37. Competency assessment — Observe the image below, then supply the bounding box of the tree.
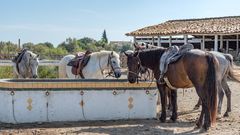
[101,30,108,44]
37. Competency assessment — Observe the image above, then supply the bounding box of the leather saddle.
[67,50,92,78]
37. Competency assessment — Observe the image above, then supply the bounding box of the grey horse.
[13,49,39,78]
[194,51,240,117]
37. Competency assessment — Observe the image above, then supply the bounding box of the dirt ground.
[0,81,240,135]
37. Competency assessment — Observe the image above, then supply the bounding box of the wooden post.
[184,35,188,44]
[237,34,239,56]
[226,40,229,53]
[152,36,155,45]
[169,36,172,47]
[214,35,218,51]
[220,35,223,49]
[18,39,21,49]
[201,35,205,50]
[158,36,161,47]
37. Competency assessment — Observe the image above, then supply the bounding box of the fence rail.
[0,60,60,66]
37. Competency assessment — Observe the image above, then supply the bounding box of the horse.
[194,52,240,117]
[12,49,39,78]
[125,48,219,130]
[133,43,240,117]
[59,50,121,79]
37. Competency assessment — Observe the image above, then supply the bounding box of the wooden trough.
[0,79,157,124]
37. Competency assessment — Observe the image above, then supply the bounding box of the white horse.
[59,50,121,79]
[13,49,39,78]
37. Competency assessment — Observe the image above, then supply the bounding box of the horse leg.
[194,98,202,110]
[167,89,172,110]
[196,104,204,128]
[170,89,178,122]
[222,79,231,117]
[217,83,224,115]
[157,83,167,122]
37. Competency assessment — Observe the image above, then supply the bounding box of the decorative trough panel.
[0,79,157,124]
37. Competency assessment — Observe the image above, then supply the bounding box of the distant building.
[110,41,132,47]
[126,16,240,57]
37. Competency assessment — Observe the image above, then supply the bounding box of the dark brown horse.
[125,48,219,130]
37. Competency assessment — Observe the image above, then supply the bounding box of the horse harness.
[100,53,121,78]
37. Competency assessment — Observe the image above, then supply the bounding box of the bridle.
[128,54,144,81]
[99,54,121,78]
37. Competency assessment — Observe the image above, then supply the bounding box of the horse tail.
[59,55,73,78]
[224,54,240,82]
[205,53,218,125]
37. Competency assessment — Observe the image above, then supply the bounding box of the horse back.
[166,49,215,88]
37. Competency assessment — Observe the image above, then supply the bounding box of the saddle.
[67,50,92,78]
[160,44,194,79]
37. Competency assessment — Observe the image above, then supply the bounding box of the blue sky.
[0,0,239,46]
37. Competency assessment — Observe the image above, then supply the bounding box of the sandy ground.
[0,81,240,135]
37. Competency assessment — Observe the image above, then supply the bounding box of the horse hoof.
[195,122,202,129]
[203,123,210,131]
[159,116,166,123]
[170,117,177,122]
[223,112,229,117]
[193,106,200,110]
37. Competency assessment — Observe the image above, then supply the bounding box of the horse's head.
[124,51,142,83]
[108,51,122,78]
[25,51,39,78]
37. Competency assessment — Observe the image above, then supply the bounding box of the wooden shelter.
[126,16,240,56]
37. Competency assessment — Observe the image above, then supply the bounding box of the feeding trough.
[0,79,157,124]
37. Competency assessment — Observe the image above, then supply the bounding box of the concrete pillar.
[169,36,172,47]
[152,36,155,45]
[184,35,188,44]
[220,35,223,49]
[201,35,205,50]
[226,40,229,53]
[214,35,218,51]
[237,34,239,56]
[158,36,161,47]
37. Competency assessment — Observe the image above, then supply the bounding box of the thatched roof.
[126,16,240,36]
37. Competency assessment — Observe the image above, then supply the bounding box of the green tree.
[58,38,81,53]
[101,30,108,45]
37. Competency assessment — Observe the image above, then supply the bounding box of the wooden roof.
[126,16,240,36]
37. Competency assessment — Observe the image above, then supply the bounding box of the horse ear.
[111,51,114,56]
[124,51,129,57]
[37,54,40,58]
[133,43,139,49]
[133,51,139,57]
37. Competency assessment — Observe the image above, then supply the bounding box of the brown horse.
[125,48,219,130]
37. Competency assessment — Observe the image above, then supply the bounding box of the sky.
[0,0,240,46]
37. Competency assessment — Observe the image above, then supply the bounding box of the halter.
[99,53,121,78]
[128,55,144,81]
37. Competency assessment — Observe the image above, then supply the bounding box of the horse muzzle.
[32,75,38,78]
[114,71,121,78]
